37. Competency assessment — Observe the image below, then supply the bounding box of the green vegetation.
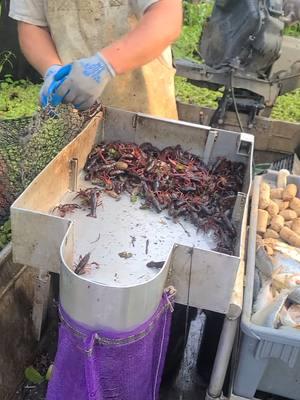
[284,24,300,38]
[173,1,212,60]
[175,76,221,108]
[0,106,85,250]
[0,219,11,251]
[0,76,40,119]
[272,90,300,122]
[174,1,300,121]
[173,1,225,111]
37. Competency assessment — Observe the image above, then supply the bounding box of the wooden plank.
[177,102,300,155]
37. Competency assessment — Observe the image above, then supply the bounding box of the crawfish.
[74,253,100,275]
[74,253,91,275]
[74,188,102,218]
[142,181,162,213]
[53,203,81,217]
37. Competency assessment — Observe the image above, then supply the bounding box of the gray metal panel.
[11,209,69,274]
[169,245,240,314]
[60,224,171,330]
[103,107,209,157]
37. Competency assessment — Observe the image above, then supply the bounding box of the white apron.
[45,0,178,119]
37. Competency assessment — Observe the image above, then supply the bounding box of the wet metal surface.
[56,173,215,287]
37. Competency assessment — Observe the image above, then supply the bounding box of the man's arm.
[102,0,182,74]
[17,0,181,77]
[18,22,62,76]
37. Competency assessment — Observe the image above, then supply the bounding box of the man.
[9,0,182,118]
[9,0,190,385]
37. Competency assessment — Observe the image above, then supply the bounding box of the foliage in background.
[0,219,11,250]
[284,23,300,38]
[0,105,86,249]
[173,0,212,60]
[174,1,300,122]
[272,90,300,122]
[0,76,40,119]
[175,76,221,108]
[174,1,221,109]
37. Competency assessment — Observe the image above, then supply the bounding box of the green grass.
[175,76,221,108]
[284,23,300,38]
[174,1,300,122]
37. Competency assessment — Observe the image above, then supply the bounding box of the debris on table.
[145,239,150,255]
[130,235,136,247]
[146,261,165,269]
[118,251,133,259]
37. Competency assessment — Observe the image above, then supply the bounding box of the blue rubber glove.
[47,52,116,110]
[40,64,63,108]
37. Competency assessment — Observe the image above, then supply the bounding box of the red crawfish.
[53,203,81,217]
[74,188,102,218]
[74,252,100,275]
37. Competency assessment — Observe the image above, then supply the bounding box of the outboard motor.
[200,0,284,78]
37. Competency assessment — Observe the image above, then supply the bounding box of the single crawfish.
[74,253,91,275]
[87,188,102,218]
[53,203,81,217]
[74,252,100,275]
[74,187,102,218]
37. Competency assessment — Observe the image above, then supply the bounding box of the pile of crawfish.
[84,142,245,255]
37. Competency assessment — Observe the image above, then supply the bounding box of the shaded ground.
[14,300,58,400]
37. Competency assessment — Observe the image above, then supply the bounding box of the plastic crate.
[233,172,300,400]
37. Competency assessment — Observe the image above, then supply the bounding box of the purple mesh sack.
[46,289,174,400]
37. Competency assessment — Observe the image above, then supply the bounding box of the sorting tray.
[11,107,253,330]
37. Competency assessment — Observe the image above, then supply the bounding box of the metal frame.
[175,59,280,107]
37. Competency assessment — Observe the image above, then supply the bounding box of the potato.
[272,199,289,211]
[270,188,283,200]
[264,229,279,239]
[277,169,290,188]
[285,221,293,229]
[291,218,300,236]
[257,209,269,233]
[292,208,300,217]
[264,244,274,256]
[259,182,271,209]
[263,238,279,247]
[267,213,272,225]
[267,200,279,217]
[280,227,300,247]
[270,215,285,232]
[290,198,300,216]
[279,209,298,221]
[282,184,298,201]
